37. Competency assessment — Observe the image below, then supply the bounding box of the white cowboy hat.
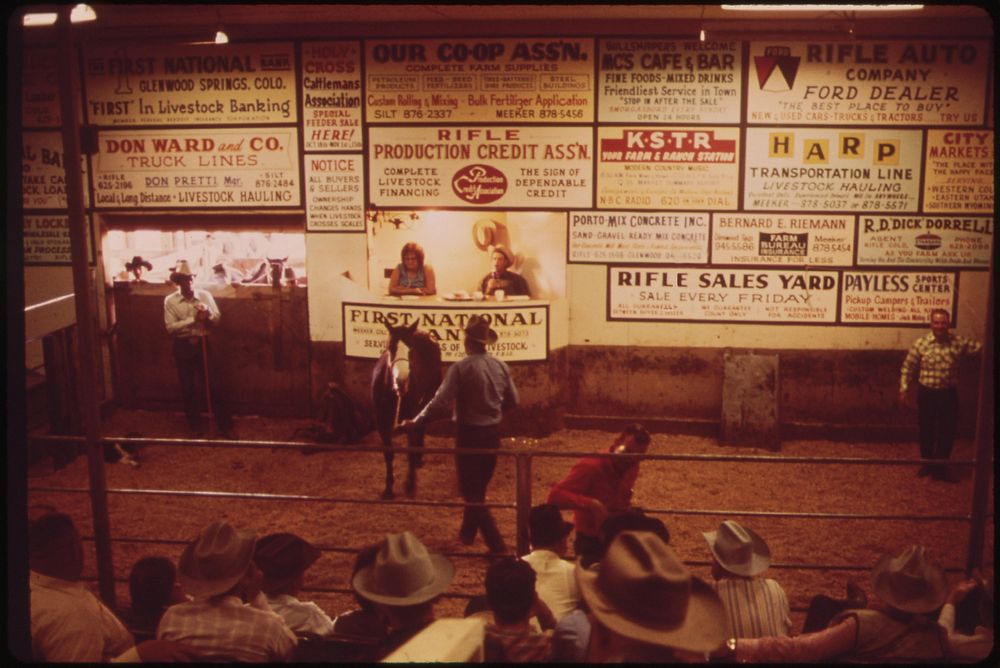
[702,520,771,577]
[178,521,257,599]
[170,259,196,284]
[871,545,948,613]
[352,531,454,606]
[576,530,728,654]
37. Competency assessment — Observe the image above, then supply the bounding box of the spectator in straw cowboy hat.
[164,260,235,438]
[703,519,792,638]
[351,531,454,661]
[157,520,297,662]
[254,532,336,638]
[522,504,580,622]
[573,530,728,662]
[399,315,519,554]
[732,544,952,663]
[480,244,530,298]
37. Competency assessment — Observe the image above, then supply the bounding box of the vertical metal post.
[515,454,532,556]
[56,8,116,607]
[965,250,994,575]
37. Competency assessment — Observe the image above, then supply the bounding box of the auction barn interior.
[9,3,995,663]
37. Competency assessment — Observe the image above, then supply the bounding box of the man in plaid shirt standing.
[899,309,982,482]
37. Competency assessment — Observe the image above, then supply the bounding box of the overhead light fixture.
[214,29,229,44]
[722,4,922,10]
[699,5,706,41]
[23,4,96,26]
[22,12,58,26]
[70,3,97,23]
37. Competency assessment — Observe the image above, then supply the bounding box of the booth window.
[106,228,306,286]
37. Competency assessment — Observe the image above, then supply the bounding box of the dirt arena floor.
[27,408,994,631]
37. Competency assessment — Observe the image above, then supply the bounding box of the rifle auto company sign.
[343,302,548,362]
[747,40,990,126]
[368,126,592,208]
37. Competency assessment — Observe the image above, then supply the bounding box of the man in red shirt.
[546,423,651,567]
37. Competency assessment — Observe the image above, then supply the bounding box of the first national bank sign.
[343,302,549,362]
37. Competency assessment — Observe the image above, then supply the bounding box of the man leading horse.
[398,315,519,555]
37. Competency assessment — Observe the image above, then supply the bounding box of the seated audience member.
[550,513,672,662]
[573,530,728,662]
[332,543,388,641]
[801,578,868,633]
[938,574,994,661]
[480,244,529,297]
[733,544,951,662]
[157,520,298,662]
[254,532,336,637]
[389,242,437,296]
[521,504,580,622]
[703,519,792,638]
[120,556,189,643]
[29,511,192,663]
[547,423,652,567]
[351,531,454,661]
[483,557,556,662]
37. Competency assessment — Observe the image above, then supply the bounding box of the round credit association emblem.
[452,164,507,204]
[915,233,942,250]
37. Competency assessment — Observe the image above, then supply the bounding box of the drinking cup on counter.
[474,290,485,301]
[494,289,505,301]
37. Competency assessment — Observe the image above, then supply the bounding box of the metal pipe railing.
[28,432,991,581]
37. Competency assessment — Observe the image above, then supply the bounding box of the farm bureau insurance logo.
[452,164,507,204]
[754,46,801,92]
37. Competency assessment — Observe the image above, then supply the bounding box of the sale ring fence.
[26,434,994,612]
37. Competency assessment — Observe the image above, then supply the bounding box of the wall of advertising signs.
[21,34,993,354]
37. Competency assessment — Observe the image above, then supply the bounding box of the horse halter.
[390,339,411,393]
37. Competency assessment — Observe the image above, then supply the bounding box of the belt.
[174,336,204,345]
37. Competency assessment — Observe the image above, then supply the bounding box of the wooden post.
[56,8,116,607]
[965,248,994,575]
[515,454,532,557]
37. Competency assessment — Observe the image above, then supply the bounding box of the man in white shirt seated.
[157,520,298,661]
[254,532,336,637]
[521,504,580,622]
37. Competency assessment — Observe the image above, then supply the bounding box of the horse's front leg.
[377,413,395,500]
[404,428,424,498]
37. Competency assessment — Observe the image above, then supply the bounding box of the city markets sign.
[343,302,548,362]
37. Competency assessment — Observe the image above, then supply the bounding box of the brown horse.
[370,321,442,499]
